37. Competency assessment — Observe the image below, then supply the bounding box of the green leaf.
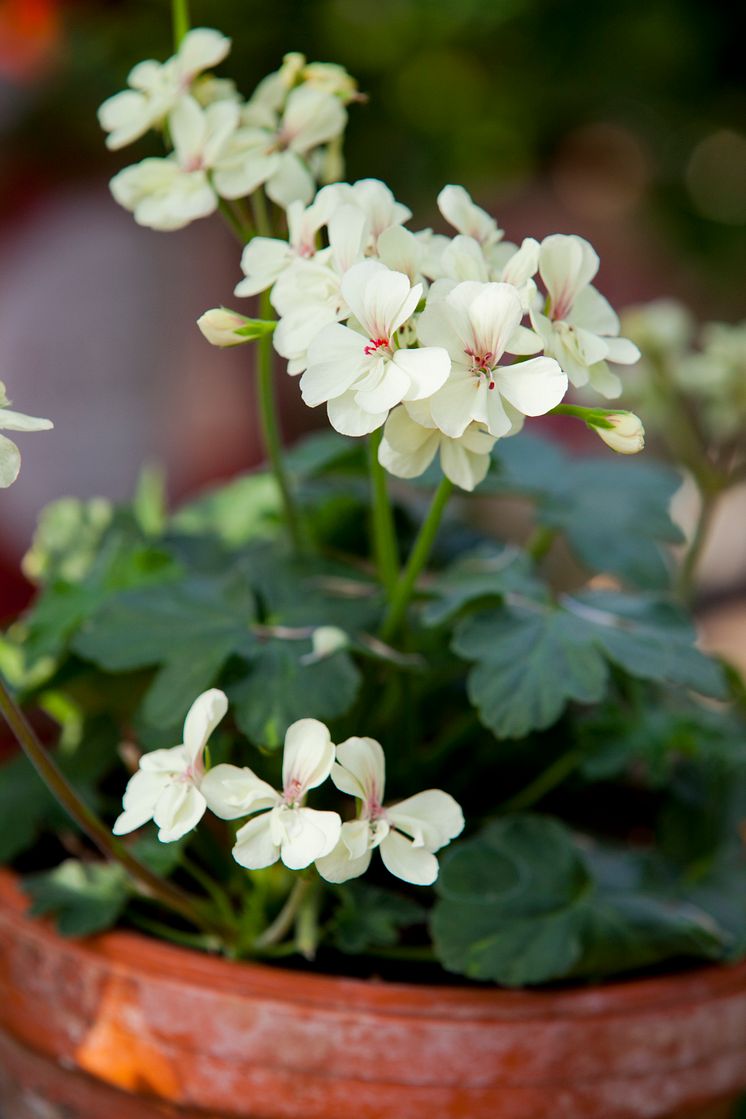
[488,432,683,588]
[230,638,361,748]
[0,753,54,862]
[422,545,545,627]
[22,531,179,665]
[432,817,728,986]
[73,575,256,730]
[23,860,130,937]
[22,496,114,585]
[453,591,725,739]
[330,882,424,954]
[172,474,282,548]
[453,600,608,738]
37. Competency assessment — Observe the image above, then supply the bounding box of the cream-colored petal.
[379,830,439,885]
[201,764,277,819]
[332,737,386,805]
[282,718,335,795]
[182,688,228,762]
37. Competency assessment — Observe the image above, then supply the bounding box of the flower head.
[316,736,464,886]
[113,688,228,842]
[530,234,640,397]
[419,280,567,439]
[0,383,53,488]
[202,719,342,871]
[379,402,496,491]
[300,259,450,436]
[98,28,232,150]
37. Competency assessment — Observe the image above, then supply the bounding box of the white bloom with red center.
[316,736,464,886]
[530,234,640,397]
[212,85,347,208]
[201,719,342,871]
[234,193,336,297]
[419,280,567,439]
[110,95,239,230]
[112,689,228,843]
[299,260,451,436]
[0,382,53,489]
[379,402,496,492]
[98,28,232,150]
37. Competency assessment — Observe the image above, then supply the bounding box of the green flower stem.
[171,0,190,48]
[677,487,719,604]
[256,289,303,551]
[380,477,453,642]
[254,875,312,950]
[295,876,322,960]
[368,429,399,592]
[217,198,251,243]
[525,524,556,563]
[251,189,272,238]
[0,676,232,941]
[499,748,583,813]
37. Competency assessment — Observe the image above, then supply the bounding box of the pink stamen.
[464,346,495,375]
[364,337,388,356]
[284,777,304,804]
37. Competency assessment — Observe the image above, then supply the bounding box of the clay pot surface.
[1,868,745,1119]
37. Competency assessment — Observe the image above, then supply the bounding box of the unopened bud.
[594,412,645,455]
[301,625,349,665]
[197,308,275,348]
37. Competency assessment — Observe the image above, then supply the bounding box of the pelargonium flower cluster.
[101,30,359,229]
[115,689,464,887]
[211,182,641,490]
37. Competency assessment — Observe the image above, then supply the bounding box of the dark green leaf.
[488,433,683,588]
[24,860,130,937]
[230,638,361,748]
[454,591,725,739]
[422,545,546,627]
[432,817,728,986]
[330,882,424,954]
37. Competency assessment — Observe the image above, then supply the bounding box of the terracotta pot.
[0,870,745,1119]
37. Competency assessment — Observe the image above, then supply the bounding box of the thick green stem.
[499,748,582,813]
[171,0,190,48]
[368,429,399,592]
[251,189,272,238]
[677,488,719,604]
[525,524,556,563]
[257,289,303,551]
[380,477,453,642]
[0,676,232,940]
[254,876,311,950]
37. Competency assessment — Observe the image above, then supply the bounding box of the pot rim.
[2,866,745,1024]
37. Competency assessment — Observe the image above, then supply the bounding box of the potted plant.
[1,8,745,1118]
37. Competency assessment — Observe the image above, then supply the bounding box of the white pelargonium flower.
[300,259,451,436]
[202,719,342,871]
[234,192,335,297]
[212,85,347,208]
[379,402,496,492]
[530,234,640,397]
[110,95,239,230]
[113,688,228,842]
[0,383,53,488]
[316,736,464,886]
[98,28,231,150]
[419,281,567,439]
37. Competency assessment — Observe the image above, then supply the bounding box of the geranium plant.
[1,8,744,988]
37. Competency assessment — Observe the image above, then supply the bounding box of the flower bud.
[594,412,645,455]
[301,626,349,665]
[197,308,275,347]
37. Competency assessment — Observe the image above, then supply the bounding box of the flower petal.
[301,323,369,407]
[233,812,280,869]
[379,830,439,885]
[316,821,372,883]
[428,369,481,438]
[393,346,451,401]
[0,433,21,488]
[387,789,465,851]
[495,356,567,417]
[332,736,386,804]
[182,688,228,763]
[327,392,388,436]
[154,783,207,842]
[280,807,342,869]
[201,764,278,819]
[282,718,335,795]
[378,408,439,480]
